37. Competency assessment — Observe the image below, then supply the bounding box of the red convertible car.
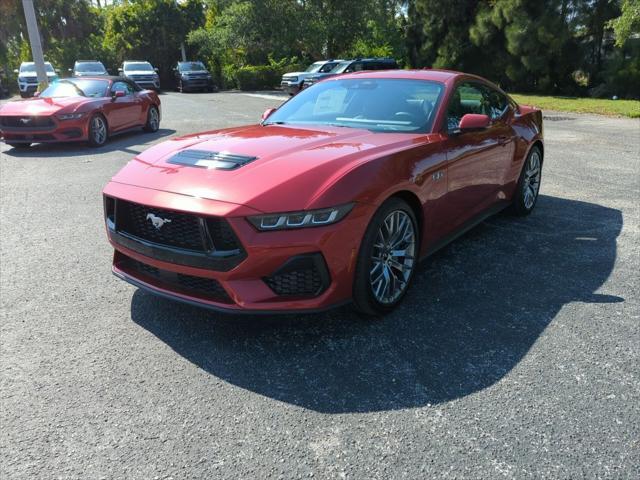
[103,69,543,315]
[0,76,160,148]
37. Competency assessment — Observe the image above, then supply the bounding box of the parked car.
[103,69,543,315]
[119,61,161,91]
[70,60,108,77]
[280,59,343,95]
[173,61,215,92]
[302,57,398,89]
[0,76,160,149]
[14,61,59,98]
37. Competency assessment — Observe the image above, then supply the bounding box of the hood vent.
[168,149,258,170]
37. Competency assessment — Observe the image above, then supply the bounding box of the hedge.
[235,65,281,91]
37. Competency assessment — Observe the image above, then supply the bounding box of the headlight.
[286,76,298,82]
[57,113,85,120]
[181,74,189,79]
[247,203,354,231]
[18,76,27,82]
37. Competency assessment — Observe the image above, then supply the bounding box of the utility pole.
[22,0,48,87]
[180,43,187,62]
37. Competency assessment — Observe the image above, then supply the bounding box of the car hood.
[0,96,91,116]
[180,70,209,75]
[283,72,310,78]
[126,70,157,75]
[111,124,433,212]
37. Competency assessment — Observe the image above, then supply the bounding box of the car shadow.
[130,195,623,413]
[1,128,176,158]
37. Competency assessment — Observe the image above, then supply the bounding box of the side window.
[319,63,335,73]
[346,62,364,73]
[446,82,492,130]
[486,87,509,120]
[112,81,132,95]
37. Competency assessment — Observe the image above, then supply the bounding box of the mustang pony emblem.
[146,213,172,230]
[20,117,32,124]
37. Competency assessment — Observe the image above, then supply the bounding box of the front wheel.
[87,114,108,147]
[353,198,419,316]
[510,146,542,215]
[143,105,160,132]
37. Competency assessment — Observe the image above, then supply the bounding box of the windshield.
[124,62,153,71]
[178,62,206,71]
[305,62,324,73]
[264,78,445,133]
[331,61,351,74]
[75,62,106,73]
[20,63,55,73]
[40,79,109,98]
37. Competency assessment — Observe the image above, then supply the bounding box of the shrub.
[235,65,280,90]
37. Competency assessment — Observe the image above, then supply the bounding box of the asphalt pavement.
[1,91,639,479]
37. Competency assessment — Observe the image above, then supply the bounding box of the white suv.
[281,60,342,96]
[14,62,59,98]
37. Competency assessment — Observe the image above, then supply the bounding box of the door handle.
[497,136,510,146]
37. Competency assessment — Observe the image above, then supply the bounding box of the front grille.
[264,253,329,297]
[120,255,232,303]
[130,75,155,81]
[0,116,55,128]
[117,200,204,251]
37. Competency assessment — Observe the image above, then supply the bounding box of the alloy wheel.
[369,210,416,305]
[149,107,159,131]
[92,116,107,145]
[523,150,541,209]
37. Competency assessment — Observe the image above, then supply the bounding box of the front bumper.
[104,182,373,313]
[281,82,302,95]
[0,116,88,144]
[181,77,214,90]
[132,80,160,90]
[18,82,38,94]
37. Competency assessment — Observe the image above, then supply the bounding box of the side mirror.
[118,68,123,73]
[68,68,73,72]
[13,69,19,74]
[154,67,159,72]
[459,113,490,131]
[112,90,126,100]
[261,108,277,121]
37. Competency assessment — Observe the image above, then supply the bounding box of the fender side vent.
[168,149,258,170]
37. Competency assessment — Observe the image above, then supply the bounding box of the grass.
[509,93,640,118]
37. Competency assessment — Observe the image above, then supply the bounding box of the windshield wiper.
[263,121,287,126]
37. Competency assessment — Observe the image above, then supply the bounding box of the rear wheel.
[87,114,108,147]
[7,142,31,149]
[511,146,542,215]
[353,198,419,316]
[143,105,160,132]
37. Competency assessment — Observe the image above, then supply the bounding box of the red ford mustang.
[0,76,160,148]
[103,69,543,315]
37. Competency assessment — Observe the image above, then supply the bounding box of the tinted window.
[305,62,324,73]
[75,62,106,73]
[40,79,109,98]
[265,78,445,133]
[446,82,493,130]
[20,63,55,73]
[112,81,133,95]
[178,62,206,71]
[124,62,153,71]
[319,62,338,73]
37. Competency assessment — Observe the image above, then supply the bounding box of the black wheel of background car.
[510,145,543,216]
[178,80,184,93]
[87,114,108,147]
[143,105,160,132]
[353,197,419,316]
[7,142,31,149]
[20,92,29,98]
[207,86,215,93]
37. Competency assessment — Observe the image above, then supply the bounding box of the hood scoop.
[167,149,258,170]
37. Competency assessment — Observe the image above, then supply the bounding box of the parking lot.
[1,91,638,478]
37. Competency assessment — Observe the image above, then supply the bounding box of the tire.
[87,114,108,147]
[20,92,29,98]
[353,197,419,316]
[143,105,160,132]
[510,145,543,216]
[178,80,184,93]
[7,142,31,148]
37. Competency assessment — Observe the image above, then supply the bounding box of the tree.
[609,0,640,46]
